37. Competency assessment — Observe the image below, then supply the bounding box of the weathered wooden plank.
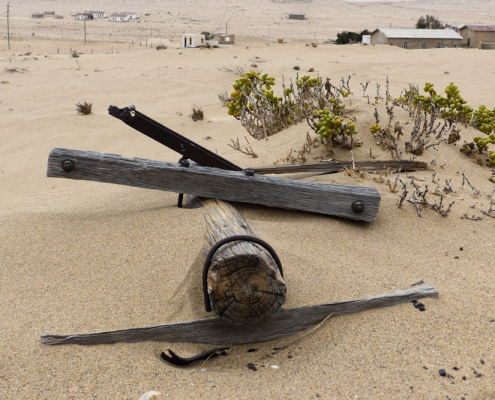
[40,284,438,346]
[253,160,428,175]
[197,198,287,325]
[47,148,381,222]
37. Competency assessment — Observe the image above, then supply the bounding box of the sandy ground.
[1,7,495,400]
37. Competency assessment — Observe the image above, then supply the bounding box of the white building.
[121,12,137,19]
[110,13,130,22]
[76,13,92,20]
[181,33,205,48]
[87,11,106,18]
[362,35,371,45]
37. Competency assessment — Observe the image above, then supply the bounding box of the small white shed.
[362,35,371,45]
[110,13,129,22]
[181,33,205,48]
[122,12,137,19]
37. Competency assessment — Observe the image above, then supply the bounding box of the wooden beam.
[47,148,381,222]
[253,160,428,175]
[195,198,287,325]
[40,284,438,346]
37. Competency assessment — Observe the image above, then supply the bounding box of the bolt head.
[180,159,190,167]
[244,169,255,177]
[61,159,75,172]
[352,201,365,214]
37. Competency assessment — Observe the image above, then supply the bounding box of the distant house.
[181,33,205,48]
[76,13,93,20]
[459,25,495,48]
[370,28,462,49]
[87,11,106,18]
[110,13,129,22]
[216,34,235,45]
[121,12,137,19]
[289,13,305,20]
[32,13,43,19]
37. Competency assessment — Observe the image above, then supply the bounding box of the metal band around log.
[203,235,284,313]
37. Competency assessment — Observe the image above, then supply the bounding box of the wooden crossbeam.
[47,148,382,222]
[253,159,428,175]
[41,285,438,346]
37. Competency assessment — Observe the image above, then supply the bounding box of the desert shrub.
[76,101,92,115]
[309,107,359,149]
[335,30,370,44]
[156,44,167,50]
[190,105,204,121]
[398,81,494,154]
[225,70,352,139]
[71,50,79,58]
[201,31,213,40]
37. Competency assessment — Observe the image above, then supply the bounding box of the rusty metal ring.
[202,235,283,312]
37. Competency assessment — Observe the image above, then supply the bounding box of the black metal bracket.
[202,235,284,312]
[108,105,242,171]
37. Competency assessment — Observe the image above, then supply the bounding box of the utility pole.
[7,2,10,50]
[226,22,227,35]
[84,18,86,43]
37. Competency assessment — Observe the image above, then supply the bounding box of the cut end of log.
[208,254,286,325]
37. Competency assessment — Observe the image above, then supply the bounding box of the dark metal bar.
[108,105,242,171]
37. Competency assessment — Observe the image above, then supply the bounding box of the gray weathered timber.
[40,284,438,346]
[253,160,428,175]
[198,198,286,324]
[47,149,381,222]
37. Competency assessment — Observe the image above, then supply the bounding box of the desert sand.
[1,1,495,399]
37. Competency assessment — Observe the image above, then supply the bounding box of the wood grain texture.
[47,148,381,222]
[198,199,286,325]
[253,160,428,175]
[41,284,438,346]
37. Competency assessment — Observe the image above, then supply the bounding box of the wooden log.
[193,198,286,325]
[252,159,428,175]
[47,148,381,222]
[40,284,438,346]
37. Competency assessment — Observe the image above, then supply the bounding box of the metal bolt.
[128,105,135,111]
[61,159,75,172]
[351,200,364,214]
[180,159,190,167]
[180,144,186,152]
[244,168,255,177]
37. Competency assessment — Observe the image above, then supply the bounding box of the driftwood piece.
[41,284,438,346]
[47,148,381,222]
[253,160,428,175]
[194,198,286,325]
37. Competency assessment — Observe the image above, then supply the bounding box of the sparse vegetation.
[156,44,167,50]
[71,50,79,58]
[335,30,370,45]
[190,105,204,121]
[225,70,353,139]
[76,101,92,115]
[416,15,444,29]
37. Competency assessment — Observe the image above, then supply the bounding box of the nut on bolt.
[351,200,365,214]
[180,159,190,167]
[244,168,255,177]
[61,159,75,172]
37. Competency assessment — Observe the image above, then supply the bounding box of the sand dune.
[1,1,495,399]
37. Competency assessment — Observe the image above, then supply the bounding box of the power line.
[7,2,10,50]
